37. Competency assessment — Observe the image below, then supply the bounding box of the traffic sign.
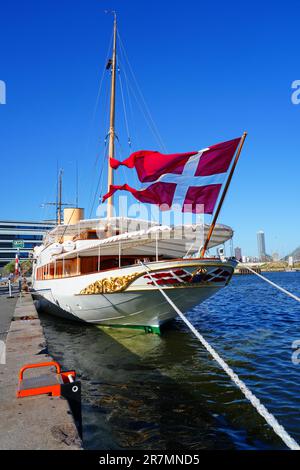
[12,240,24,249]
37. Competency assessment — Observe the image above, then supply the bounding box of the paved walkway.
[0,294,17,343]
[0,293,82,450]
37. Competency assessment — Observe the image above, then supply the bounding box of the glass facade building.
[0,220,55,268]
[234,247,242,262]
[257,230,266,261]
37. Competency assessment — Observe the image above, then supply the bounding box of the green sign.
[13,240,24,248]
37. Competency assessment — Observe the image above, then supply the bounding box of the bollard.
[7,279,14,299]
[18,277,22,301]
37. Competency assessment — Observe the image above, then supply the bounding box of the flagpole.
[200,132,247,258]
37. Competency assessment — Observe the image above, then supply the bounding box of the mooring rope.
[141,263,300,450]
[245,266,300,303]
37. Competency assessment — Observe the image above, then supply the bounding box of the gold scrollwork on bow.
[79,272,142,295]
[192,267,208,276]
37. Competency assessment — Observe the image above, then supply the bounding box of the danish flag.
[102,137,241,213]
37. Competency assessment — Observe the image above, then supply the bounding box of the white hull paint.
[32,258,236,331]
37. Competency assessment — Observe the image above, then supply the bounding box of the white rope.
[89,140,109,218]
[118,66,131,148]
[121,56,141,151]
[183,240,198,258]
[244,266,300,303]
[117,31,168,153]
[141,263,300,450]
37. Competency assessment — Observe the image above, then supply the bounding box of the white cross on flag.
[102,137,241,213]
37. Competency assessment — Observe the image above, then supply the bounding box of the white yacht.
[32,15,243,334]
[32,215,236,333]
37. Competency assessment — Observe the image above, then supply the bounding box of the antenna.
[76,160,79,208]
[42,168,75,225]
[104,9,117,18]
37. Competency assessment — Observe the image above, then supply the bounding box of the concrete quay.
[0,293,82,450]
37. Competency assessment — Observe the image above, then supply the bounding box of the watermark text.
[292,339,300,365]
[291,80,300,104]
[0,80,6,104]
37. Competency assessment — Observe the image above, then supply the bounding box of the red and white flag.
[15,253,20,275]
[102,137,241,213]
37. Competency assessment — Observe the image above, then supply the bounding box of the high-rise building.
[257,230,266,261]
[234,247,242,261]
[0,220,55,268]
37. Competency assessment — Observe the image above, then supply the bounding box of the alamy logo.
[291,80,300,105]
[291,339,300,365]
[0,80,6,104]
[0,340,6,364]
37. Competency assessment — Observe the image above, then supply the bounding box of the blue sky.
[0,0,299,257]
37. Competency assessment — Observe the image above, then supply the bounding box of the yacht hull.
[32,258,236,332]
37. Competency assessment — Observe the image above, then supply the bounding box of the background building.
[234,247,242,261]
[257,230,266,261]
[0,220,55,268]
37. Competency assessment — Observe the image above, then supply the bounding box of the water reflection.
[40,308,282,450]
[39,272,300,450]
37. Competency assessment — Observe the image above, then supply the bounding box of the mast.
[43,168,74,226]
[107,12,117,219]
[57,169,63,225]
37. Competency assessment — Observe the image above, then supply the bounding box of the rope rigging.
[121,54,141,151]
[84,17,172,219]
[117,30,168,153]
[89,139,109,218]
[88,72,111,217]
[117,62,132,149]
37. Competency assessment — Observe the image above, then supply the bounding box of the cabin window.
[64,259,78,276]
[36,255,159,279]
[49,263,54,278]
[81,256,98,274]
[87,231,98,239]
[56,261,63,278]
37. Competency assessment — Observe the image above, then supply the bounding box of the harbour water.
[40,272,300,450]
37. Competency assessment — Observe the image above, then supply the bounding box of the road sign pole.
[18,248,22,300]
